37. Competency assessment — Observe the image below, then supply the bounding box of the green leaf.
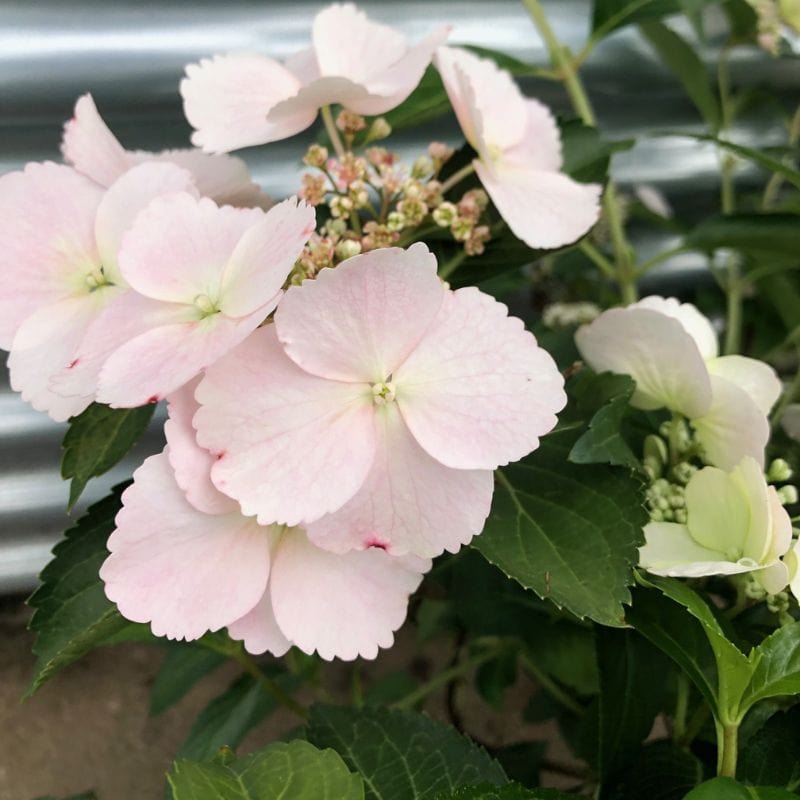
[168,739,364,800]
[739,622,800,714]
[473,439,646,626]
[567,372,639,468]
[26,486,145,695]
[560,120,635,185]
[488,742,546,788]
[686,213,800,257]
[739,704,800,790]
[591,0,716,42]
[636,575,753,720]
[177,673,296,761]
[432,785,580,799]
[305,704,507,800]
[61,402,155,509]
[639,20,721,130]
[476,649,518,708]
[596,628,669,781]
[32,794,97,800]
[684,777,799,799]
[608,740,703,800]
[149,644,226,716]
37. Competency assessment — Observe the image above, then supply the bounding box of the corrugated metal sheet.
[2,0,799,592]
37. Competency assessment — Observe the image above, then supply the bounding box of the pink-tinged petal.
[307,403,493,558]
[270,528,428,660]
[575,307,712,418]
[96,306,270,408]
[219,197,315,319]
[228,579,291,657]
[633,296,718,360]
[60,94,130,187]
[267,77,372,123]
[503,99,563,173]
[50,292,188,399]
[436,46,527,155]
[692,375,769,470]
[395,287,565,470]
[95,162,198,285]
[165,377,239,515]
[276,243,443,383]
[117,193,264,304]
[0,162,103,349]
[475,160,601,250]
[707,355,782,416]
[181,54,315,153]
[101,450,270,641]
[284,47,321,84]
[639,521,753,578]
[194,326,376,526]
[9,292,118,421]
[128,148,271,209]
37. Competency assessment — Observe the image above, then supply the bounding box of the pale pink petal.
[475,160,601,250]
[633,296,719,360]
[395,287,566,470]
[284,47,321,84]
[181,54,315,153]
[50,293,188,400]
[228,579,291,657]
[101,450,270,641]
[96,306,270,408]
[267,77,372,123]
[219,197,315,319]
[94,162,198,285]
[128,148,272,209]
[165,377,239,515]
[575,307,712,418]
[692,375,769,470]
[0,162,103,349]
[9,292,119,421]
[503,99,563,173]
[195,326,376,526]
[60,94,130,187]
[436,46,527,156]
[270,528,428,660]
[312,3,407,82]
[275,243,443,383]
[639,521,754,578]
[117,193,264,304]
[306,403,493,558]
[707,355,782,416]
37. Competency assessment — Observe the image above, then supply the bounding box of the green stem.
[579,240,616,280]
[763,104,800,209]
[321,105,346,158]
[391,647,500,710]
[438,250,468,280]
[723,259,742,355]
[440,162,476,195]
[520,653,584,716]
[673,674,689,742]
[636,244,690,277]
[717,721,739,778]
[522,0,636,304]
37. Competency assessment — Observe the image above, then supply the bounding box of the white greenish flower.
[575,296,782,469]
[782,536,800,602]
[639,456,793,594]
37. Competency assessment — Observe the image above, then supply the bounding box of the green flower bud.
[778,485,799,506]
[768,458,794,483]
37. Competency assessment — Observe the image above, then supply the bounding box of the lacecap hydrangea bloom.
[181,3,448,152]
[575,296,782,469]
[193,243,567,558]
[100,379,429,660]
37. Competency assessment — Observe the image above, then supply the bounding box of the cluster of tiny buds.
[646,477,688,524]
[767,457,798,505]
[542,302,601,329]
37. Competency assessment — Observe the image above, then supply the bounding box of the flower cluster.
[0,3,584,660]
[576,296,799,607]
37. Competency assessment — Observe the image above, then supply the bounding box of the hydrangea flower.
[181,3,448,153]
[434,46,601,249]
[56,194,315,408]
[575,296,782,469]
[0,160,197,419]
[100,381,428,660]
[62,94,270,208]
[193,243,566,558]
[639,456,792,594]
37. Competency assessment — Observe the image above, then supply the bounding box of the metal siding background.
[1,1,798,592]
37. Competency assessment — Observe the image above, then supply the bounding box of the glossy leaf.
[560,120,634,185]
[639,20,721,130]
[305,704,507,800]
[686,213,800,257]
[61,402,155,509]
[739,622,800,714]
[474,439,646,626]
[149,643,226,716]
[168,739,364,800]
[607,740,703,800]
[432,785,580,799]
[739,704,800,790]
[26,486,145,695]
[591,0,716,41]
[683,777,798,799]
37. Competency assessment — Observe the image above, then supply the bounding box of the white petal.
[706,355,782,416]
[632,296,718,360]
